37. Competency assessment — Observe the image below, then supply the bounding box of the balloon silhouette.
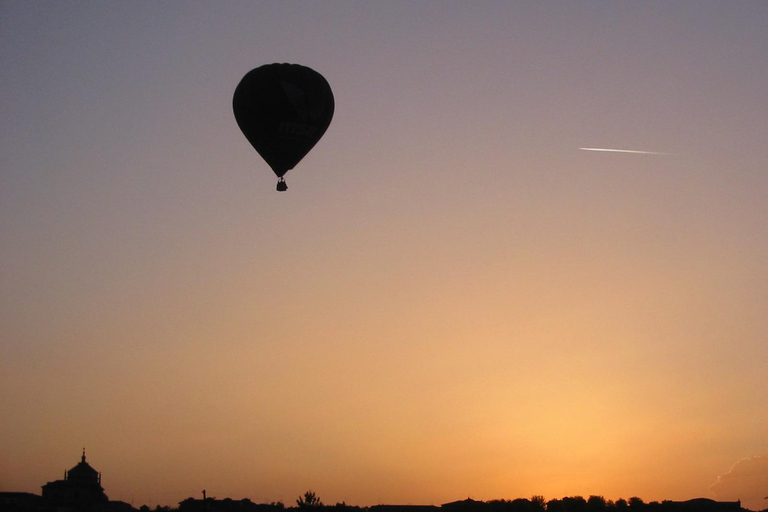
[233,63,335,191]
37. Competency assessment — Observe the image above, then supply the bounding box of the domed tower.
[42,449,108,508]
[66,449,102,485]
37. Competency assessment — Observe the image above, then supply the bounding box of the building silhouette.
[0,450,135,512]
[41,449,109,509]
[0,451,758,512]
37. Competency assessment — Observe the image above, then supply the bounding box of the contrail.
[580,147,666,155]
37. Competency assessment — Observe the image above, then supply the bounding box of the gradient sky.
[1,2,767,510]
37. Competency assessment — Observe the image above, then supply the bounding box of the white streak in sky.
[580,147,666,155]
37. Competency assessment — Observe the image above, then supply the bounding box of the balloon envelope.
[233,63,335,178]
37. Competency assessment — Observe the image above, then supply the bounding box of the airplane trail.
[579,147,666,155]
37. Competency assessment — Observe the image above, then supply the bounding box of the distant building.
[369,506,440,512]
[41,450,109,510]
[0,492,43,512]
[441,500,487,512]
[178,498,285,512]
[664,499,741,512]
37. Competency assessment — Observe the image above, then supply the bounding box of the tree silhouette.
[563,496,588,512]
[587,496,607,512]
[297,491,323,508]
[530,496,546,512]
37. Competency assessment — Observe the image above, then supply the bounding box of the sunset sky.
[1,2,767,510]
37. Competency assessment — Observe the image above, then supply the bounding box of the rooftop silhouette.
[0,453,762,512]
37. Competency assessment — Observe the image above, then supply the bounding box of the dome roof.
[66,450,100,484]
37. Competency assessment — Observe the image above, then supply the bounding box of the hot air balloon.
[233,63,335,191]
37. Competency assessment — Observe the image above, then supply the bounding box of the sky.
[1,1,767,510]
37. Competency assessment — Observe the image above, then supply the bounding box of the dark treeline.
[3,494,755,512]
[160,493,753,512]
[5,454,759,512]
